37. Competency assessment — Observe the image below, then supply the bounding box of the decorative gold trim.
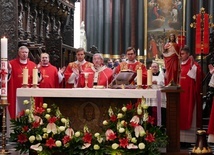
[144,0,148,51]
[103,54,111,58]
[112,55,120,59]
[183,0,186,36]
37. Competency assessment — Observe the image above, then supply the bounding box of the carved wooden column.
[0,0,18,59]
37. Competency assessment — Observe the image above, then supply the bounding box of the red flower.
[110,115,117,122]
[145,133,155,142]
[34,107,45,114]
[48,116,58,123]
[17,110,25,118]
[130,121,138,128]
[32,121,40,128]
[62,135,71,144]
[17,134,28,143]
[22,126,29,132]
[148,116,155,125]
[126,103,133,110]
[105,129,117,141]
[119,138,129,148]
[82,132,92,144]
[45,137,56,149]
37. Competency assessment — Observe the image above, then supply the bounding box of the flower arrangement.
[10,98,104,155]
[102,97,168,155]
[10,97,168,155]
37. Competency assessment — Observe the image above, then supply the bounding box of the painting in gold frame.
[144,0,186,60]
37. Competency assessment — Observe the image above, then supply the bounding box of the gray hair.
[18,46,29,52]
[93,53,104,60]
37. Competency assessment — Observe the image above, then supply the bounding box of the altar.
[15,88,163,133]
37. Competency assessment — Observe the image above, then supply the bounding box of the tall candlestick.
[137,67,142,86]
[137,49,140,56]
[144,49,147,56]
[1,37,8,59]
[147,69,152,86]
[23,68,28,85]
[33,68,38,85]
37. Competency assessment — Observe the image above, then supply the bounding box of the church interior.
[0,0,214,154]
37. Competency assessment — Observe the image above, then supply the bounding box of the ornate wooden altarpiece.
[0,0,77,68]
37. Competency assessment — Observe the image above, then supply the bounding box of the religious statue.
[80,21,87,51]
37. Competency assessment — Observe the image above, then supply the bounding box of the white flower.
[36,135,42,141]
[137,107,142,115]
[59,126,66,132]
[131,137,137,143]
[103,120,108,125]
[25,109,30,115]
[119,127,125,133]
[127,143,138,149]
[138,143,145,149]
[122,106,127,112]
[30,143,43,152]
[47,108,51,113]
[97,136,103,143]
[82,143,91,149]
[93,144,100,150]
[42,103,48,109]
[42,128,47,133]
[75,131,81,137]
[45,114,50,120]
[94,133,100,137]
[135,125,145,138]
[61,118,67,123]
[121,120,126,126]
[29,135,35,143]
[117,113,123,119]
[65,128,74,138]
[43,133,48,139]
[140,130,146,137]
[130,115,140,124]
[142,103,149,110]
[143,112,149,121]
[23,100,29,105]
[108,107,114,117]
[112,143,119,149]
[55,140,62,147]
[47,123,57,134]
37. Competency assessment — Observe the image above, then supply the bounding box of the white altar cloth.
[6,88,163,136]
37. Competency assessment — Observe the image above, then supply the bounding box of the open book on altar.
[110,70,136,86]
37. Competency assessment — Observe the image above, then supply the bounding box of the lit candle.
[23,68,28,85]
[144,49,147,56]
[147,69,152,86]
[1,37,8,58]
[137,67,142,86]
[33,68,38,85]
[137,49,140,56]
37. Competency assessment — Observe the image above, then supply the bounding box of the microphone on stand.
[102,70,109,89]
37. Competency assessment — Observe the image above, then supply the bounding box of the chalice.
[84,72,89,88]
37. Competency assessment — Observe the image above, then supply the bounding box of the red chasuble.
[208,99,214,134]
[179,58,202,130]
[39,64,59,88]
[8,58,36,119]
[64,61,93,88]
[114,61,147,85]
[78,66,113,88]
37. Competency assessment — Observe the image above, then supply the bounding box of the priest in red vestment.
[179,46,202,140]
[64,48,93,88]
[207,64,214,143]
[35,53,65,107]
[163,33,180,86]
[38,53,64,88]
[114,47,147,85]
[8,46,37,119]
[78,53,113,88]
